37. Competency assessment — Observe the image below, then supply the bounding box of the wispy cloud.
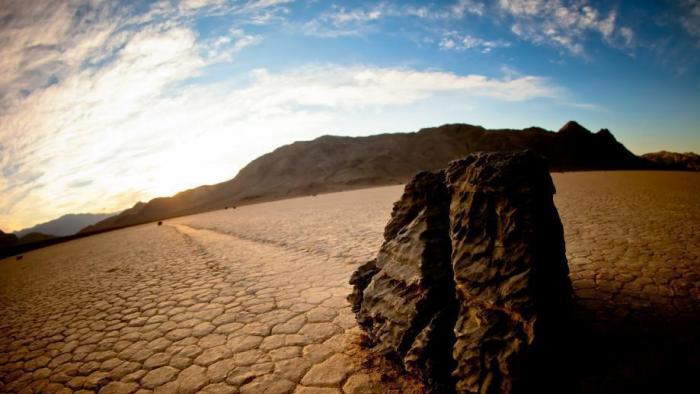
[681,0,700,43]
[301,3,387,37]
[244,65,560,106]
[300,1,636,55]
[0,0,289,231]
[450,0,486,18]
[439,32,511,53]
[0,1,122,109]
[406,0,485,20]
[177,0,291,20]
[497,0,632,55]
[619,27,635,47]
[203,28,263,62]
[301,1,486,38]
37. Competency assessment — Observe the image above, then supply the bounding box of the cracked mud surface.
[1,171,698,393]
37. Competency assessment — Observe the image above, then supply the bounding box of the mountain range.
[642,151,700,171]
[14,212,116,238]
[0,212,116,254]
[82,121,665,234]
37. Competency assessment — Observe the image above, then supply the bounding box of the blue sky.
[0,0,699,231]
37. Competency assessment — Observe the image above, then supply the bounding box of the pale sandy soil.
[0,171,698,393]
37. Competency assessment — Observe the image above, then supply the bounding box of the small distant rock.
[157,221,163,226]
[16,255,23,261]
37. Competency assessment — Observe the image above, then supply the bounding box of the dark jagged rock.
[354,170,456,389]
[382,171,449,241]
[446,151,572,393]
[348,259,380,314]
[350,150,572,393]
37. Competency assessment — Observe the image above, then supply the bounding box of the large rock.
[353,171,456,389]
[446,151,572,393]
[350,151,572,393]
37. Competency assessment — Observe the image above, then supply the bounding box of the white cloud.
[243,66,560,107]
[302,1,486,37]
[330,8,383,24]
[0,0,288,231]
[440,32,511,52]
[619,26,634,46]
[450,0,486,18]
[405,0,485,20]
[301,3,387,37]
[203,28,263,62]
[180,0,225,11]
[498,0,628,55]
[177,0,291,16]
[0,1,124,109]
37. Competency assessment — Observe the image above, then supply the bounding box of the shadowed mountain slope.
[1,230,61,251]
[0,230,18,252]
[16,232,55,245]
[83,121,654,233]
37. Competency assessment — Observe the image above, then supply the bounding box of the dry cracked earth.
[1,171,699,394]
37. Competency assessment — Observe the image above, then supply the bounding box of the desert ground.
[0,171,698,393]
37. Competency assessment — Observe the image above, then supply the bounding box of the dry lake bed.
[1,171,699,393]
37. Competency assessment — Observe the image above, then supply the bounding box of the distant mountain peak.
[558,120,591,135]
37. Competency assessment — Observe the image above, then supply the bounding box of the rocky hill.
[83,121,653,233]
[642,151,700,171]
[16,232,56,245]
[0,230,18,252]
[1,229,56,253]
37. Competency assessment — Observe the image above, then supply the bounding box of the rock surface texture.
[351,151,573,393]
[350,171,456,390]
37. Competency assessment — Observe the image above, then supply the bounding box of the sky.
[0,0,699,232]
